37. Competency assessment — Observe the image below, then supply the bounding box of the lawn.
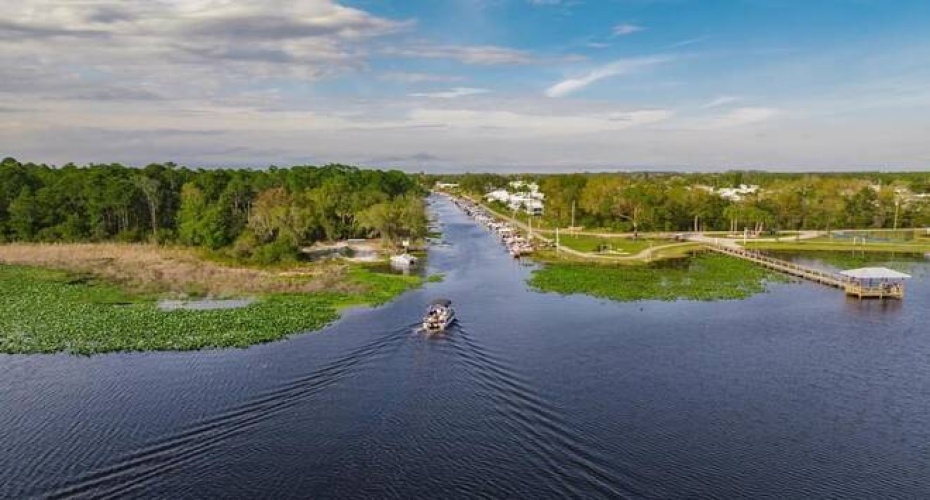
[557,234,667,255]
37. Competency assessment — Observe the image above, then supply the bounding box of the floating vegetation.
[427,273,446,283]
[0,264,422,355]
[529,253,784,302]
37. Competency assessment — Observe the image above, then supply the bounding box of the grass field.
[557,234,667,255]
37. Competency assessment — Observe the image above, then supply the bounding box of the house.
[484,181,545,215]
[716,184,760,201]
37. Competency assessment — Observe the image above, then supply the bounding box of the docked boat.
[509,241,533,257]
[390,253,418,268]
[423,298,456,331]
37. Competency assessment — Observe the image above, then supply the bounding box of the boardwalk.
[705,244,845,288]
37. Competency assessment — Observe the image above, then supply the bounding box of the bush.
[251,240,300,265]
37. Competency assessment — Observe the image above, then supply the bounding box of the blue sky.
[2,0,929,171]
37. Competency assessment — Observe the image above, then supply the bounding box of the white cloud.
[700,96,742,109]
[663,36,710,50]
[0,0,415,92]
[382,43,537,65]
[409,87,490,99]
[545,56,671,98]
[699,107,780,129]
[406,107,674,135]
[380,72,465,83]
[613,23,645,37]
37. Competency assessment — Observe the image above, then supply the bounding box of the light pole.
[893,198,900,240]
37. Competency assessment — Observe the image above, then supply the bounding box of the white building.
[701,184,760,202]
[485,181,545,215]
[485,189,511,203]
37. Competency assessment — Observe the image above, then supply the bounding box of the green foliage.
[427,273,445,283]
[529,253,780,302]
[0,158,426,263]
[435,170,930,234]
[357,194,428,244]
[0,263,422,355]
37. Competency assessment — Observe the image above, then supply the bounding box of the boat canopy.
[429,298,452,307]
[839,267,911,280]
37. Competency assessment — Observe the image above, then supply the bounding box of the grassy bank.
[0,244,422,355]
[529,253,782,302]
[557,234,661,254]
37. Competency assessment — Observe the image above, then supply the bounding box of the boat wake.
[447,324,653,499]
[39,325,414,500]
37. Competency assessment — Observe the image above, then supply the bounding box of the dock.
[705,244,907,299]
[706,244,845,287]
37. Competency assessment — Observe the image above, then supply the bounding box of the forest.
[432,171,930,234]
[0,158,427,263]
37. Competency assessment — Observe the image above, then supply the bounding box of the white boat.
[423,298,456,331]
[509,242,534,257]
[390,253,418,268]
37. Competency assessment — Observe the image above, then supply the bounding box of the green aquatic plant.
[0,264,422,355]
[529,253,783,302]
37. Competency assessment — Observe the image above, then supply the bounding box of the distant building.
[695,184,760,202]
[485,181,544,215]
[716,184,760,201]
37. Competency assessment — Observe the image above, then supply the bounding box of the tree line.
[0,158,427,263]
[430,171,930,234]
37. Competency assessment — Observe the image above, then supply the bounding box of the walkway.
[704,244,845,288]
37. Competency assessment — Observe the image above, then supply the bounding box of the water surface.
[3,196,930,498]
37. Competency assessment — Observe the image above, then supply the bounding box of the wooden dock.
[706,244,845,287]
[705,244,905,299]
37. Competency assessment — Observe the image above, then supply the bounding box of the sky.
[2,0,930,172]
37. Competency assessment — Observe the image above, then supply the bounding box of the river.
[3,195,930,498]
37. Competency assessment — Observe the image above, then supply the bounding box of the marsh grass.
[529,253,783,302]
[0,243,356,297]
[0,245,424,354]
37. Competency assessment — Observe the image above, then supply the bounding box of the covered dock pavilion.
[840,267,911,299]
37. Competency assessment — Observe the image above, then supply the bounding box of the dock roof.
[839,267,911,280]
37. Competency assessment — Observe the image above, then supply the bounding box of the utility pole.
[893,198,900,239]
[571,200,575,234]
